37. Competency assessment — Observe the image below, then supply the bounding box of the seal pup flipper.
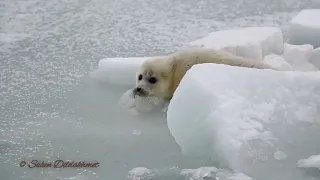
[161,101,170,112]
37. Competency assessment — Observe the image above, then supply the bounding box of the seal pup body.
[134,48,273,100]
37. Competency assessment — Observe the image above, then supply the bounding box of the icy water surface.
[1,0,320,179]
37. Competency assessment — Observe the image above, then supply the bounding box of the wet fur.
[136,48,274,100]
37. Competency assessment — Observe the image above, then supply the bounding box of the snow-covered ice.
[263,54,293,70]
[127,167,154,180]
[181,167,254,180]
[290,9,320,28]
[297,155,320,170]
[167,63,320,180]
[273,150,288,160]
[127,166,253,180]
[67,175,87,180]
[180,167,218,180]
[91,57,158,86]
[185,27,284,61]
[310,48,320,69]
[289,9,320,48]
[282,43,319,71]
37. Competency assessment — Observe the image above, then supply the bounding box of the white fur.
[136,48,274,100]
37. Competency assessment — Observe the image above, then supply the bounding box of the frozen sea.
[1,0,320,180]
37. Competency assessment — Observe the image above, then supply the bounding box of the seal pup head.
[133,57,172,99]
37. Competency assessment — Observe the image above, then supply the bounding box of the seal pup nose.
[133,87,146,97]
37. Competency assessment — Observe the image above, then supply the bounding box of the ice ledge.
[167,63,320,179]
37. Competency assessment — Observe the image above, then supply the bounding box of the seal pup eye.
[148,77,157,84]
[138,74,142,81]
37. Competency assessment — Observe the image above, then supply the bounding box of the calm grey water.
[1,0,320,180]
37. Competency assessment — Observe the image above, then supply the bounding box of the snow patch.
[263,54,293,70]
[297,155,320,170]
[289,9,320,48]
[282,43,318,71]
[91,57,156,86]
[185,27,284,61]
[310,48,320,69]
[127,166,253,180]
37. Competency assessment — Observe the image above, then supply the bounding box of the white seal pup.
[133,48,274,101]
